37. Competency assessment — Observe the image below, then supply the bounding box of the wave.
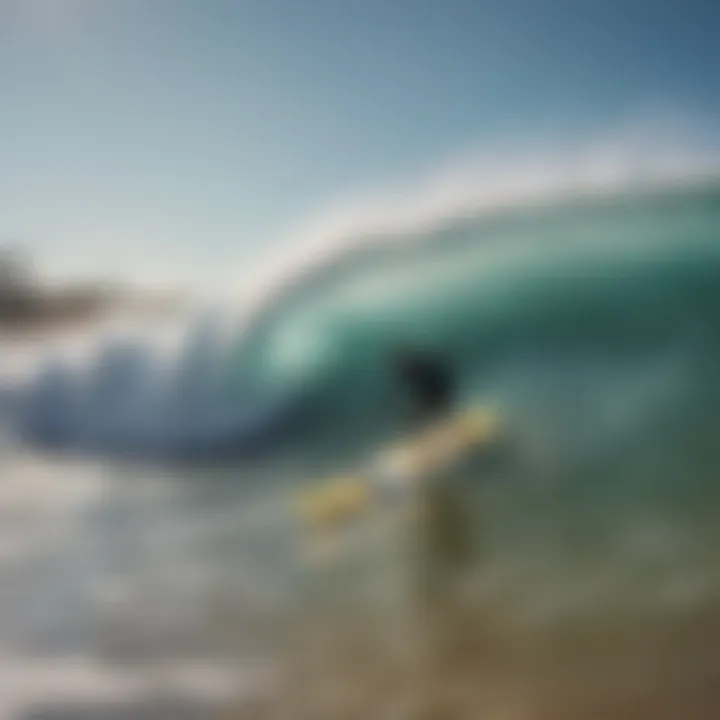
[7,317,303,461]
[5,152,720,466]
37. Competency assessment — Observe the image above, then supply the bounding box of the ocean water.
[2,180,720,717]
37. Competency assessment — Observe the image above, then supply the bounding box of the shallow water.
[0,444,293,718]
[3,396,720,718]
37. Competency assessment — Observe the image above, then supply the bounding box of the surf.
[5,176,720,466]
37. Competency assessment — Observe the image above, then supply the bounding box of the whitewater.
[2,147,720,716]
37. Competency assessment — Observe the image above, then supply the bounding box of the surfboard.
[294,407,502,533]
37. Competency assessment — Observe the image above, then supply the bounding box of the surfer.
[391,346,473,675]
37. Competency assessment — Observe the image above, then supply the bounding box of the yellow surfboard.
[295,407,502,532]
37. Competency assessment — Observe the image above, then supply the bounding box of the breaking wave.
[4,144,720,469]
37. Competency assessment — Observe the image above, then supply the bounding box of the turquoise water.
[227,182,720,474]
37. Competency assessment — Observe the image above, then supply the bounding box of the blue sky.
[1,0,719,286]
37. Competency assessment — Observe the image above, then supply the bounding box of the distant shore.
[0,284,183,335]
[0,247,184,335]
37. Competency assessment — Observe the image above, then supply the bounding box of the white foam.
[0,654,269,718]
[227,118,720,317]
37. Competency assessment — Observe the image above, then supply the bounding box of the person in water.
[391,347,472,607]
